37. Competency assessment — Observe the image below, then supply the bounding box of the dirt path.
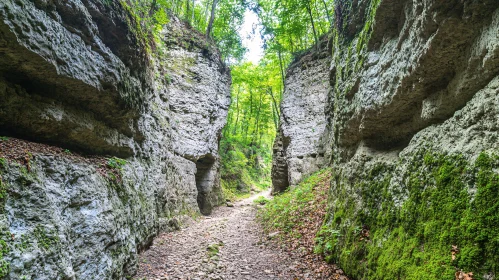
[134,190,314,280]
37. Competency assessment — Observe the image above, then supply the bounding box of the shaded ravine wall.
[0,1,230,279]
[273,0,499,278]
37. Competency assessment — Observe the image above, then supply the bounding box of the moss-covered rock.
[317,150,499,279]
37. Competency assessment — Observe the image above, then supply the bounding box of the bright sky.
[240,10,264,64]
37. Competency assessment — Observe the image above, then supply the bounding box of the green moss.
[33,225,60,251]
[330,0,382,118]
[0,158,6,170]
[0,179,8,215]
[0,229,11,277]
[107,175,131,205]
[355,0,381,56]
[317,151,499,279]
[206,242,223,257]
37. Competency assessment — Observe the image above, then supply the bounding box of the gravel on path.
[134,190,342,280]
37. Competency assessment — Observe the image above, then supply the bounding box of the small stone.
[226,202,234,207]
[267,232,279,239]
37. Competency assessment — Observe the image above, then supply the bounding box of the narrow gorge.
[0,0,498,279]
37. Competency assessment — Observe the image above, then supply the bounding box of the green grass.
[258,168,331,236]
[253,196,270,205]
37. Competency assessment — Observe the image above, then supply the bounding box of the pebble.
[134,191,337,279]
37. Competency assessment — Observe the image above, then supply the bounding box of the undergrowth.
[220,140,271,201]
[258,168,331,240]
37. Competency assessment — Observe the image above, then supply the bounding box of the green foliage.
[107,157,128,170]
[220,62,282,199]
[210,0,247,62]
[255,0,333,57]
[142,0,248,62]
[258,169,330,235]
[0,137,8,142]
[316,151,499,279]
[253,195,269,205]
[0,158,6,170]
[120,0,170,50]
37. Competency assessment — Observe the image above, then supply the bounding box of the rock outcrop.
[271,39,331,193]
[273,0,499,277]
[0,1,230,279]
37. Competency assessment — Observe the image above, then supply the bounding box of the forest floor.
[134,190,345,280]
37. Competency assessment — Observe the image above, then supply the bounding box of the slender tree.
[206,0,218,38]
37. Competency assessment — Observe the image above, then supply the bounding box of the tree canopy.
[123,0,334,197]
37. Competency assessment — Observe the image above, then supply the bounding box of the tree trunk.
[186,0,191,23]
[306,2,319,50]
[271,100,279,130]
[277,48,285,89]
[244,88,253,143]
[206,0,218,38]
[251,93,264,147]
[192,0,195,23]
[268,87,280,117]
[321,0,332,26]
[148,0,158,17]
[233,86,241,135]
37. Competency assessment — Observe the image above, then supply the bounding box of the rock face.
[274,0,499,277]
[271,39,331,193]
[0,1,230,279]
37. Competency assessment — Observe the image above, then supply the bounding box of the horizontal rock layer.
[0,1,230,279]
[273,0,499,277]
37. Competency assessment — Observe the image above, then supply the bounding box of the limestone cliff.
[273,0,499,277]
[271,38,331,193]
[0,1,230,279]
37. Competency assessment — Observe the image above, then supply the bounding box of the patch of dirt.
[0,137,117,177]
[135,190,345,280]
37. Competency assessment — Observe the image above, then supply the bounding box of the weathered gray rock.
[331,0,499,158]
[163,19,231,214]
[271,39,331,192]
[274,0,499,277]
[0,1,230,279]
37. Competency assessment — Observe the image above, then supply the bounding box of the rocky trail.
[134,191,337,280]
